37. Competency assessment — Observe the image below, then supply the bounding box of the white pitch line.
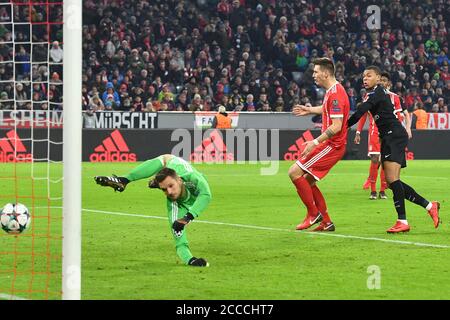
[82,208,449,249]
[0,293,28,300]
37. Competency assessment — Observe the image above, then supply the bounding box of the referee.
[347,66,440,233]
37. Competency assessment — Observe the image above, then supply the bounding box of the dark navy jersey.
[348,85,404,137]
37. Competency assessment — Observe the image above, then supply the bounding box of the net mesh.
[0,0,63,300]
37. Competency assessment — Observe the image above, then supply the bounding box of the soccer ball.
[1,203,31,234]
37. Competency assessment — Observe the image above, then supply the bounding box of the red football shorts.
[296,143,346,181]
[368,131,381,156]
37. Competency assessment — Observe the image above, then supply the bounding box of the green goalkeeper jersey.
[165,156,212,218]
[122,155,211,265]
[125,155,212,218]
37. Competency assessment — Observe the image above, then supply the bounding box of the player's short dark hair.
[365,65,382,75]
[380,71,391,80]
[154,167,178,183]
[312,57,335,75]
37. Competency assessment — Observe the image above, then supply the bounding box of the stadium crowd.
[0,0,448,114]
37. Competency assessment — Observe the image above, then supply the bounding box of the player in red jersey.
[289,58,350,232]
[380,72,412,139]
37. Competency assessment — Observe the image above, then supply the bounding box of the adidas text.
[89,152,137,162]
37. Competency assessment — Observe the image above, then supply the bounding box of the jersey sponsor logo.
[190,130,234,162]
[0,130,32,163]
[89,130,137,162]
[283,130,314,161]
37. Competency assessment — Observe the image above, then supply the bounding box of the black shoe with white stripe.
[94,175,129,192]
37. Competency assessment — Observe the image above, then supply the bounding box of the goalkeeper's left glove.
[172,213,195,233]
[188,257,209,267]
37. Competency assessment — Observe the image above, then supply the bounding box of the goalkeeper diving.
[95,154,211,267]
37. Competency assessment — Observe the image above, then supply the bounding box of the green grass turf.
[1,160,449,299]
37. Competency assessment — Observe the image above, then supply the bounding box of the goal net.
[0,0,80,300]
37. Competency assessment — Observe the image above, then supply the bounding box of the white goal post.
[62,0,82,300]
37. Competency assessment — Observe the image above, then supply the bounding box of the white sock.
[426,202,433,211]
[399,219,408,225]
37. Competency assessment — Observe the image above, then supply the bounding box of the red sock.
[311,185,331,223]
[369,162,379,192]
[379,167,387,192]
[292,176,318,216]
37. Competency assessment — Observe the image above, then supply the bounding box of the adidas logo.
[90,130,137,162]
[190,130,234,162]
[283,130,314,161]
[0,130,32,163]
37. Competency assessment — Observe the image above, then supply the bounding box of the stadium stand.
[1,0,447,113]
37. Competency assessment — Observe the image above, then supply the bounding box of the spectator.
[211,105,232,129]
[83,105,96,128]
[15,46,30,80]
[50,41,63,63]
[76,0,447,114]
[256,93,271,111]
[274,97,285,112]
[101,82,121,108]
[130,96,144,112]
[189,93,204,111]
[15,83,28,109]
[0,91,12,110]
[244,94,255,111]
[160,92,176,111]
[412,102,428,129]
[89,95,104,111]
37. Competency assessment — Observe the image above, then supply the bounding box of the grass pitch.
[1,160,449,299]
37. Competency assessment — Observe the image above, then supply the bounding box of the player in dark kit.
[348,66,440,233]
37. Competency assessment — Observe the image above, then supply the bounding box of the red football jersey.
[356,111,378,137]
[388,91,404,123]
[321,82,350,147]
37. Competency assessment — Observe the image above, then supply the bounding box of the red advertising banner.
[427,113,450,129]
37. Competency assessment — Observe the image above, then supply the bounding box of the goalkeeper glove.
[172,213,195,233]
[188,257,209,267]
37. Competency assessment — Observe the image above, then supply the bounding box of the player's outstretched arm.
[348,101,371,128]
[94,175,129,192]
[292,104,323,116]
[187,176,212,218]
[172,212,195,233]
